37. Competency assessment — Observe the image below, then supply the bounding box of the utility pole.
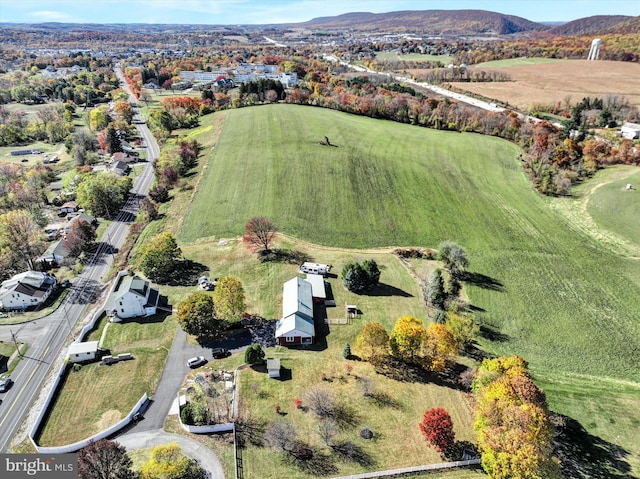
[9,329,22,357]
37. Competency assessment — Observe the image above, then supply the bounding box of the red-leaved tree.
[419,407,455,453]
[243,216,278,253]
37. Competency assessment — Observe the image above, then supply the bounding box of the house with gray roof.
[37,239,71,266]
[0,271,57,311]
[105,270,160,321]
[275,276,315,346]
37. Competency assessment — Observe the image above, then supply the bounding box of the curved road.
[0,64,158,452]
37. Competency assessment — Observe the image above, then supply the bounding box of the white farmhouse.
[0,271,57,311]
[105,271,160,321]
[275,277,315,346]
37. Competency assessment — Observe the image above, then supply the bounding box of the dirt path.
[548,167,640,257]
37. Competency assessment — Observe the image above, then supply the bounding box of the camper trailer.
[299,262,332,276]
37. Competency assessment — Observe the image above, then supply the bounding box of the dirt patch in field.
[448,60,640,110]
[94,409,122,433]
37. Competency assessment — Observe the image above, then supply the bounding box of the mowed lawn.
[37,315,177,446]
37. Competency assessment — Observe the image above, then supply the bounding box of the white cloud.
[29,10,80,21]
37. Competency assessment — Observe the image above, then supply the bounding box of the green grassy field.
[37,314,176,446]
[376,52,453,65]
[585,167,640,248]
[474,57,566,68]
[170,105,640,475]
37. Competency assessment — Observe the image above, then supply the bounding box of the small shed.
[346,304,358,319]
[68,341,99,363]
[267,358,281,379]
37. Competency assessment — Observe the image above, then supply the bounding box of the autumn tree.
[77,439,138,479]
[0,209,45,271]
[139,442,205,479]
[137,232,182,282]
[76,173,132,219]
[176,292,220,338]
[89,105,109,131]
[354,321,389,361]
[114,100,134,124]
[212,276,246,322]
[140,197,159,221]
[472,356,561,479]
[389,316,425,363]
[148,185,170,203]
[63,218,97,258]
[421,323,457,372]
[445,312,479,351]
[243,216,278,253]
[419,408,455,453]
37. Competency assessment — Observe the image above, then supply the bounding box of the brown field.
[447,60,640,110]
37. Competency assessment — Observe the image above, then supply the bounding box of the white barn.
[105,271,160,321]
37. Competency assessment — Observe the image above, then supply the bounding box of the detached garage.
[68,341,99,363]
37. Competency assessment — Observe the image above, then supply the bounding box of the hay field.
[449,59,640,110]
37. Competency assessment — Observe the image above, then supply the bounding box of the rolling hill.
[297,9,550,35]
[548,15,632,35]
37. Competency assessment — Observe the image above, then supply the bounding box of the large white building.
[105,271,160,321]
[0,271,57,311]
[275,277,315,346]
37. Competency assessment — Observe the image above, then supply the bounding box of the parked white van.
[299,262,332,276]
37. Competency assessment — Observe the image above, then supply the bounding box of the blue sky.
[0,0,638,24]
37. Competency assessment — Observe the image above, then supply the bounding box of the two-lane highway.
[0,64,160,452]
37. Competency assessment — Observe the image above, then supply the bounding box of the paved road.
[116,429,225,479]
[0,65,157,452]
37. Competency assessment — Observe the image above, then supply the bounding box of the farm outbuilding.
[267,358,281,379]
[68,341,99,363]
[275,277,315,346]
[621,122,640,139]
[305,274,327,304]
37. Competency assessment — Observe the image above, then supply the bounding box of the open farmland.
[448,59,640,110]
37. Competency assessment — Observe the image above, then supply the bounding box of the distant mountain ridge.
[297,9,550,35]
[548,15,632,35]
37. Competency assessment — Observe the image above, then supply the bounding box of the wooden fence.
[329,459,482,479]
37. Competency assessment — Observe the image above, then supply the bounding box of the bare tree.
[359,376,376,398]
[317,419,339,446]
[304,385,337,417]
[242,216,278,253]
[264,419,298,453]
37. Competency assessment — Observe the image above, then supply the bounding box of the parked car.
[0,378,12,393]
[60,279,71,288]
[211,348,229,359]
[186,356,207,368]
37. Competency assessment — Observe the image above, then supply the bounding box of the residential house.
[275,277,315,346]
[105,271,160,321]
[63,213,96,236]
[67,341,99,363]
[110,152,137,164]
[60,201,78,214]
[0,271,57,311]
[107,160,130,177]
[37,239,71,267]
